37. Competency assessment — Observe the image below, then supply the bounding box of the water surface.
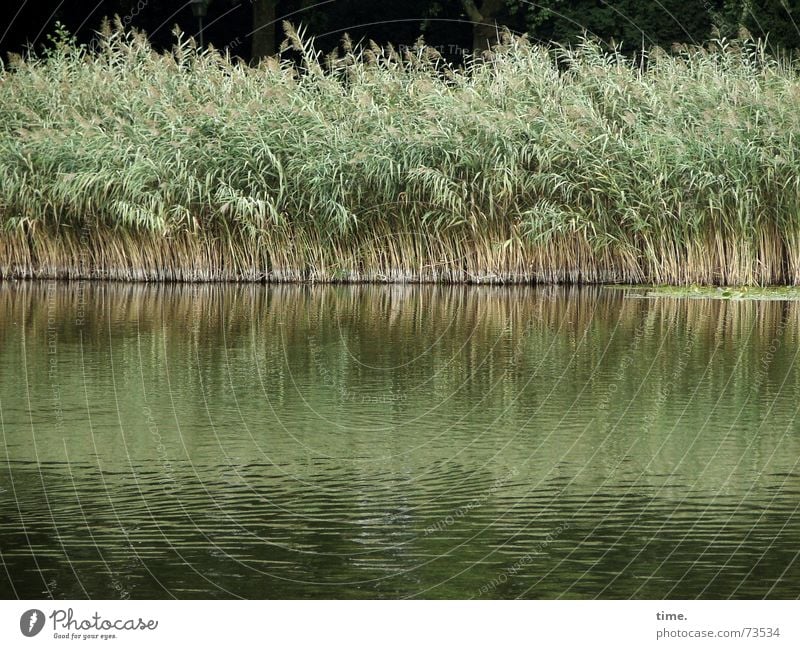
[1,282,798,598]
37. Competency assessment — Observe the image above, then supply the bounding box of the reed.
[2,21,800,284]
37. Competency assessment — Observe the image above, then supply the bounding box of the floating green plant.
[613,285,800,301]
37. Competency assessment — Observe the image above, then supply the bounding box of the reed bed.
[2,21,800,284]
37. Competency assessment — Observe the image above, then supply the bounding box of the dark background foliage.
[1,1,799,64]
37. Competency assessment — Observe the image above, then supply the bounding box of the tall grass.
[2,20,800,284]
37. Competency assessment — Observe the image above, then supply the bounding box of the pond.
[0,282,798,598]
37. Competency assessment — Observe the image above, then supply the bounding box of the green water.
[0,282,799,599]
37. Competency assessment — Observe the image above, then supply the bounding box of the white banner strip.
[1,600,797,648]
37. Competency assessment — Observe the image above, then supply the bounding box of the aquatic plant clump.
[616,285,800,301]
[2,21,800,284]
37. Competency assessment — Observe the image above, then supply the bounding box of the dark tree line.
[1,1,799,63]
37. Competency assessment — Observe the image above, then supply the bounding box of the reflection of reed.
[1,282,798,493]
[2,281,798,352]
[3,282,798,434]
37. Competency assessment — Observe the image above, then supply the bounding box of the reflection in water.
[0,282,799,598]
